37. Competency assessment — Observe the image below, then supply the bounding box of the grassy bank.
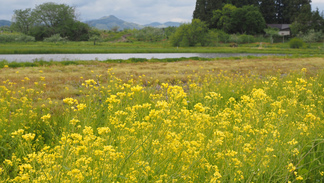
[0,41,323,54]
[1,54,324,69]
[0,57,324,182]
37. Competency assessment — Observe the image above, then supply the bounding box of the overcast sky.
[0,0,323,25]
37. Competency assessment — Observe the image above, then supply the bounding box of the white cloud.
[76,0,196,24]
[0,0,197,24]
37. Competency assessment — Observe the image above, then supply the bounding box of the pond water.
[0,53,283,62]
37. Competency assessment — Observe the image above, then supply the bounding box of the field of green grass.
[0,57,324,182]
[0,41,323,54]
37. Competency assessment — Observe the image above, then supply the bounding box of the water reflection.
[0,53,283,62]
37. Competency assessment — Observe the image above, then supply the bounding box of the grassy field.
[0,57,324,182]
[0,41,324,54]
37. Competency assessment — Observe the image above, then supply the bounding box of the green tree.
[170,19,208,47]
[213,4,265,34]
[232,5,266,34]
[67,21,90,41]
[309,9,324,32]
[212,4,237,33]
[259,0,277,23]
[264,27,279,44]
[89,35,102,45]
[193,0,223,28]
[302,29,323,47]
[32,2,76,36]
[290,4,313,35]
[11,2,90,41]
[276,0,311,24]
[11,9,34,34]
[229,0,259,8]
[193,0,312,26]
[111,26,120,33]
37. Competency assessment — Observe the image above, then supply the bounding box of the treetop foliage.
[212,4,266,34]
[193,0,323,35]
[194,0,312,27]
[11,2,90,41]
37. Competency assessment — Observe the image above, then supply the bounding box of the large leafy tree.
[170,19,209,47]
[213,4,266,34]
[31,2,76,36]
[290,7,324,35]
[276,0,312,23]
[11,9,34,34]
[212,4,237,33]
[11,2,90,41]
[259,0,277,24]
[193,0,313,26]
[228,0,259,8]
[193,0,223,28]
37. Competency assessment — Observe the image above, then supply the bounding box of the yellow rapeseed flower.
[69,118,80,125]
[296,176,303,180]
[266,147,274,153]
[11,129,25,137]
[97,127,111,135]
[76,103,86,111]
[287,163,296,172]
[287,139,298,145]
[22,133,36,141]
[41,113,51,121]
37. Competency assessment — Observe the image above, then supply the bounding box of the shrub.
[238,34,255,44]
[289,38,304,48]
[132,27,164,42]
[0,34,35,43]
[170,19,208,47]
[15,35,35,42]
[43,34,67,43]
[302,29,323,47]
[229,34,240,44]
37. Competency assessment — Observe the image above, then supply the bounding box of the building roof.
[267,24,290,30]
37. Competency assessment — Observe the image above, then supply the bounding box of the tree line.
[4,1,323,47]
[10,2,90,41]
[193,0,324,35]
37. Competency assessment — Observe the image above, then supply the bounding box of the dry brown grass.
[1,57,323,100]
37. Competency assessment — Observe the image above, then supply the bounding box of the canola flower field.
[0,65,324,182]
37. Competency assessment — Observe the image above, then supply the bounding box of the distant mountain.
[164,22,181,27]
[145,21,181,28]
[0,20,11,27]
[84,15,181,30]
[145,22,163,27]
[85,15,143,30]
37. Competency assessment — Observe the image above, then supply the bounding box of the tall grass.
[0,41,323,54]
[0,66,323,182]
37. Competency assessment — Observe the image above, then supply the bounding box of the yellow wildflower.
[70,118,80,125]
[296,176,303,180]
[41,113,51,121]
[287,163,296,172]
[266,147,274,152]
[288,139,298,145]
[97,127,111,135]
[22,133,35,141]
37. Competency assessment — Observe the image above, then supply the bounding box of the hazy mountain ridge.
[144,21,181,28]
[0,15,181,30]
[85,15,144,30]
[0,20,11,26]
[84,15,181,30]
